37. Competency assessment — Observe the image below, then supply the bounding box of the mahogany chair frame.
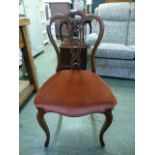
[36,10,114,147]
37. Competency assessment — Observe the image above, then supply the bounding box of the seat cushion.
[128,45,135,51]
[94,43,135,60]
[34,70,117,116]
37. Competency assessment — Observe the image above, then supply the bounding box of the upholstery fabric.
[94,7,98,15]
[103,20,128,44]
[127,3,135,45]
[86,2,135,79]
[85,33,98,46]
[34,70,117,116]
[96,65,135,79]
[95,43,135,60]
[92,20,100,34]
[95,58,135,68]
[127,21,135,45]
[93,58,135,79]
[128,45,135,51]
[98,2,130,21]
[87,58,135,79]
[129,3,135,21]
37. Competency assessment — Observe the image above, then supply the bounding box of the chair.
[34,10,117,147]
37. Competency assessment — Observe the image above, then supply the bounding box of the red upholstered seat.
[34,70,117,116]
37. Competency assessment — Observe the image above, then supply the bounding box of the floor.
[19,43,135,155]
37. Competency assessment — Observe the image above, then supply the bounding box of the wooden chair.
[34,10,117,147]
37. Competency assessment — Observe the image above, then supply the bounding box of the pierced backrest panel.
[64,10,85,41]
[47,10,104,72]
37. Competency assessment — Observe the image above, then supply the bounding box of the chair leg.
[37,109,50,147]
[99,109,113,147]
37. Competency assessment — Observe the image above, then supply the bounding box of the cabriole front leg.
[37,109,50,147]
[99,109,113,147]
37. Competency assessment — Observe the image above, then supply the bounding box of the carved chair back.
[47,10,104,72]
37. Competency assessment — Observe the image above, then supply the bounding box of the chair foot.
[99,109,113,147]
[37,109,50,147]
